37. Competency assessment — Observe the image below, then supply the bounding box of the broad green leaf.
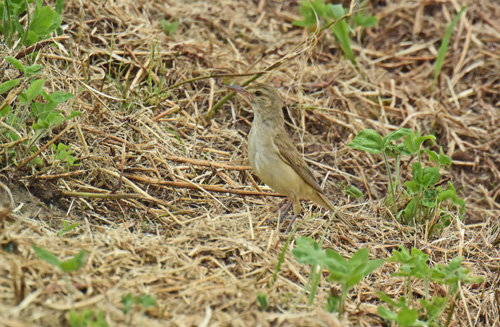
[121,293,134,314]
[32,245,61,267]
[24,64,43,76]
[59,250,86,272]
[66,110,82,120]
[50,91,74,103]
[0,79,20,93]
[22,79,45,104]
[377,306,397,320]
[382,128,413,148]
[292,237,327,267]
[138,294,157,308]
[0,105,12,118]
[349,248,369,268]
[404,197,417,222]
[348,129,383,154]
[30,6,55,35]
[5,56,24,71]
[346,185,364,198]
[396,307,418,326]
[354,13,378,28]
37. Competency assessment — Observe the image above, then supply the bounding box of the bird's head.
[226,83,284,116]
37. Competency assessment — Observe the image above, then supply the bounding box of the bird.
[227,83,350,232]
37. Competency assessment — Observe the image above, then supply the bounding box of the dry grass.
[1,0,499,326]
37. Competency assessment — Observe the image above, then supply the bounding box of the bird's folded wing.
[274,132,323,193]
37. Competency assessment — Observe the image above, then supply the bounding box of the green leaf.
[121,293,134,314]
[346,185,364,198]
[434,7,467,83]
[30,6,55,34]
[330,4,357,66]
[404,197,417,223]
[0,79,20,93]
[21,79,45,104]
[24,64,43,76]
[325,294,340,313]
[354,13,378,28]
[348,129,383,154]
[377,306,397,320]
[138,294,157,308]
[257,293,268,311]
[5,56,25,71]
[382,128,413,149]
[0,105,12,118]
[292,237,327,267]
[32,245,61,267]
[47,91,73,103]
[59,250,86,272]
[66,110,82,120]
[396,307,418,326]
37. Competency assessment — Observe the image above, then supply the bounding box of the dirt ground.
[1,0,500,326]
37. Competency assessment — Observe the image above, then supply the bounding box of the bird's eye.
[254,90,263,96]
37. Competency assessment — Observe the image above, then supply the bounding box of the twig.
[165,155,251,171]
[16,123,75,171]
[14,35,70,59]
[124,174,283,197]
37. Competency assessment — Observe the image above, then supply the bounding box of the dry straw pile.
[1,0,499,326]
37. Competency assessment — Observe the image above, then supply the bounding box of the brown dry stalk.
[165,155,251,171]
[16,123,75,171]
[124,173,283,197]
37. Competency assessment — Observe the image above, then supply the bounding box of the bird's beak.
[225,85,253,100]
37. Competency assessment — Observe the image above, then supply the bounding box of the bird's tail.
[317,192,353,228]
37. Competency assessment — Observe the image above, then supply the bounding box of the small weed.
[256,293,269,311]
[434,7,467,84]
[68,309,108,327]
[57,220,80,237]
[292,236,383,316]
[0,0,63,48]
[293,1,378,67]
[2,56,80,166]
[122,293,157,327]
[161,19,178,36]
[349,128,464,230]
[51,143,80,170]
[378,246,482,327]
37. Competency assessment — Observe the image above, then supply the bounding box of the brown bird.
[227,83,349,232]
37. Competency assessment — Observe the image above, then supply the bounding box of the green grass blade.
[434,6,467,83]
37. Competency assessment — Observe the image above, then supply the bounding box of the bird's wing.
[273,130,323,193]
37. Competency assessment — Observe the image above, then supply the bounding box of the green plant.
[292,236,383,316]
[32,245,87,309]
[1,56,80,166]
[349,128,464,229]
[51,143,80,170]
[256,293,269,311]
[0,0,63,48]
[57,220,80,237]
[121,293,157,327]
[293,1,378,67]
[434,7,467,83]
[161,19,178,36]
[68,309,108,327]
[378,246,482,327]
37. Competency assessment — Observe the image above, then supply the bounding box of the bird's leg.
[284,212,300,233]
[284,197,302,233]
[276,200,293,220]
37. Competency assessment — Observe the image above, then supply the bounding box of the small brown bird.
[227,83,349,231]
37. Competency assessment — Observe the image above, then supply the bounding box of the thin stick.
[124,174,284,197]
[16,123,74,171]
